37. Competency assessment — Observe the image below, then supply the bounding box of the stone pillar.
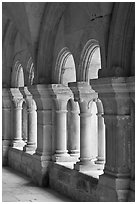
[91,77,131,202]
[95,99,105,166]
[126,77,135,201]
[25,101,37,151]
[67,101,80,157]
[20,87,37,152]
[2,88,12,165]
[28,85,52,186]
[10,88,25,148]
[49,84,75,162]
[69,82,98,171]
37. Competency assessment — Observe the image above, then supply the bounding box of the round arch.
[11,60,24,88]
[78,39,100,82]
[53,47,76,85]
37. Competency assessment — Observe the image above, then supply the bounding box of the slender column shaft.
[55,110,68,154]
[96,113,105,163]
[68,110,80,155]
[27,109,37,145]
[14,107,22,141]
[79,112,93,162]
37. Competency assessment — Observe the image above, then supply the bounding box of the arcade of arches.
[2,2,135,202]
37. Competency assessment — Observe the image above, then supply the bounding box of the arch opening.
[79,39,101,82]
[11,61,24,88]
[54,48,76,85]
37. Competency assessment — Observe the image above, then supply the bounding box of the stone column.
[91,77,131,202]
[55,108,68,157]
[2,88,12,165]
[126,77,135,201]
[20,87,37,152]
[69,82,98,171]
[28,85,52,186]
[95,99,105,166]
[10,88,25,148]
[49,84,75,162]
[67,101,80,157]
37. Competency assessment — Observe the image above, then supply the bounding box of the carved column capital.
[69,82,98,113]
[49,84,73,111]
[28,85,52,110]
[10,88,24,109]
[20,87,37,111]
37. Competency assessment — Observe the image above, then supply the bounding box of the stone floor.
[2,166,73,202]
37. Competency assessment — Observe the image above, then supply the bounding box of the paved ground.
[2,167,73,202]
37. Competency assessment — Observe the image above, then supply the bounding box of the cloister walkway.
[2,167,73,202]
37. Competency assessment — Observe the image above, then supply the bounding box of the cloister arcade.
[2,2,135,202]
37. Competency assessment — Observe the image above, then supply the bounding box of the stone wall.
[49,162,99,202]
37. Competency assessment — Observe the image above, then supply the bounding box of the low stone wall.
[8,148,134,202]
[8,148,34,178]
[8,147,50,186]
[49,162,99,202]
[8,148,99,201]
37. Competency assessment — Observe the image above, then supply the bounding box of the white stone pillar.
[10,88,25,148]
[28,85,52,159]
[69,82,98,171]
[20,87,37,152]
[96,113,105,163]
[49,84,75,162]
[24,100,37,152]
[95,99,105,166]
[28,85,52,186]
[68,108,80,157]
[55,109,68,156]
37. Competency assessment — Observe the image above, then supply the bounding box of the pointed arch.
[53,47,76,85]
[78,39,100,82]
[11,60,24,87]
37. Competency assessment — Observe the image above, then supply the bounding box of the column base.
[69,150,80,162]
[23,145,36,153]
[52,152,77,162]
[69,150,80,157]
[74,160,100,171]
[97,174,130,202]
[95,159,105,170]
[11,140,25,148]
